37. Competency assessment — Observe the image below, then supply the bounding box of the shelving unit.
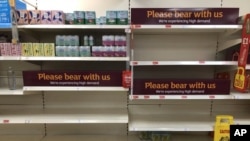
[1,0,250,141]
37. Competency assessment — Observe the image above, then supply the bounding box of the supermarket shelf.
[130,61,237,66]
[23,86,128,92]
[0,88,25,95]
[18,25,129,30]
[42,135,128,141]
[20,56,129,61]
[130,95,233,100]
[0,88,41,95]
[129,115,250,132]
[0,56,20,60]
[0,108,128,124]
[0,56,129,61]
[130,93,250,100]
[217,38,241,52]
[0,134,212,141]
[131,24,242,33]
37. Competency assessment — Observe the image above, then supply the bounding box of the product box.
[91,46,103,56]
[106,11,117,25]
[55,46,66,56]
[67,46,79,57]
[114,46,126,57]
[117,11,128,25]
[41,10,52,24]
[214,115,233,141]
[0,43,11,56]
[16,10,29,24]
[100,16,106,25]
[55,35,65,46]
[44,43,55,56]
[73,11,85,24]
[65,13,74,24]
[102,35,115,46]
[79,46,91,57]
[51,10,65,24]
[85,11,96,24]
[33,43,44,56]
[103,46,115,57]
[21,43,33,56]
[11,43,21,56]
[28,10,40,24]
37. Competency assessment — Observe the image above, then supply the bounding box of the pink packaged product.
[51,10,65,24]
[28,10,41,24]
[41,10,52,24]
[114,46,126,57]
[91,46,103,57]
[103,46,115,57]
[0,43,11,56]
[16,10,29,24]
[11,43,21,56]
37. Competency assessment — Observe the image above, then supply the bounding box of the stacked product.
[55,34,126,57]
[65,10,128,25]
[15,9,128,25]
[16,10,65,24]
[65,11,96,25]
[55,35,91,57]
[21,43,55,56]
[105,10,128,25]
[92,35,126,57]
[0,43,21,56]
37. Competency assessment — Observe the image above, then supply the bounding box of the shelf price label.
[165,25,171,28]
[209,95,215,99]
[144,95,150,99]
[152,61,158,65]
[199,60,205,64]
[181,95,187,99]
[159,95,165,99]
[3,119,9,123]
[132,95,139,99]
[132,61,138,65]
[131,24,141,29]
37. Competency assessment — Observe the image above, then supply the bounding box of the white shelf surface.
[0,88,25,95]
[131,61,237,66]
[131,24,242,33]
[0,56,129,61]
[18,25,129,29]
[130,92,250,100]
[0,108,128,124]
[23,86,128,92]
[129,115,250,132]
[20,56,129,61]
[42,135,128,141]
[0,56,21,60]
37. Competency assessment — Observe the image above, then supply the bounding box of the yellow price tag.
[8,0,15,7]
[234,67,246,89]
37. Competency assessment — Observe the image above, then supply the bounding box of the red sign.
[131,8,239,25]
[234,14,250,92]
[22,71,122,86]
[133,79,231,95]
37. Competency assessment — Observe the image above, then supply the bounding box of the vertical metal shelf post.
[8,0,19,44]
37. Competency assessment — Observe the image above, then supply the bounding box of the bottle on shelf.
[7,67,16,90]
[83,35,88,46]
[89,35,94,46]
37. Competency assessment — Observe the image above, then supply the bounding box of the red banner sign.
[133,79,230,95]
[22,71,122,86]
[131,8,239,25]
